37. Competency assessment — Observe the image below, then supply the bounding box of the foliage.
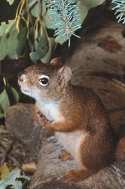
[112,0,125,24]
[0,79,19,119]
[0,166,30,189]
[1,0,125,62]
[0,89,10,119]
[0,20,27,60]
[29,21,53,62]
[43,0,82,46]
[0,0,105,63]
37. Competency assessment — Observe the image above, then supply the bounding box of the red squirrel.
[18,59,117,181]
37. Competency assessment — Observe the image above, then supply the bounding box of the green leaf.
[77,2,88,24]
[28,0,42,17]
[0,21,14,36]
[0,85,19,118]
[0,20,27,60]
[30,51,41,62]
[42,0,47,16]
[0,106,4,119]
[16,24,27,55]
[6,0,15,6]
[28,0,38,9]
[0,89,10,115]
[11,87,20,102]
[41,38,55,63]
[31,2,41,17]
[30,23,50,62]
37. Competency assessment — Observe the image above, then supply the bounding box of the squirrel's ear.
[50,57,62,66]
[58,66,72,83]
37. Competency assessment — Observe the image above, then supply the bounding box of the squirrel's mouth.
[18,76,33,97]
[22,88,31,96]
[19,85,31,96]
[22,89,30,93]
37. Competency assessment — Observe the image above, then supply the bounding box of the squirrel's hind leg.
[63,169,93,182]
[80,132,115,172]
[62,133,114,183]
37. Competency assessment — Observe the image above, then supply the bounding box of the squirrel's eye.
[39,75,49,87]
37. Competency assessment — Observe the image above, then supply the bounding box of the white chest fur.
[55,130,88,167]
[36,100,64,122]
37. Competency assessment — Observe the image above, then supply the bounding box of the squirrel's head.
[18,58,72,101]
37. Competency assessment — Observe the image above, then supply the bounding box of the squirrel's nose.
[18,72,26,83]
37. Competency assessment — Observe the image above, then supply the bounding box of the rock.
[30,136,125,189]
[0,125,13,165]
[4,103,51,167]
[5,103,51,156]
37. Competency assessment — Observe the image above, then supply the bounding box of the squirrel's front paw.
[44,123,55,133]
[35,110,49,126]
[58,150,73,161]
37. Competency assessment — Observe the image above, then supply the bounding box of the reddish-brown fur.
[18,61,123,182]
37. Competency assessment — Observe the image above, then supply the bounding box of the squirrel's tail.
[109,109,125,137]
[109,109,125,161]
[115,136,125,161]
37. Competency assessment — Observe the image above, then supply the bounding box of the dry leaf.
[22,162,37,174]
[0,163,10,180]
